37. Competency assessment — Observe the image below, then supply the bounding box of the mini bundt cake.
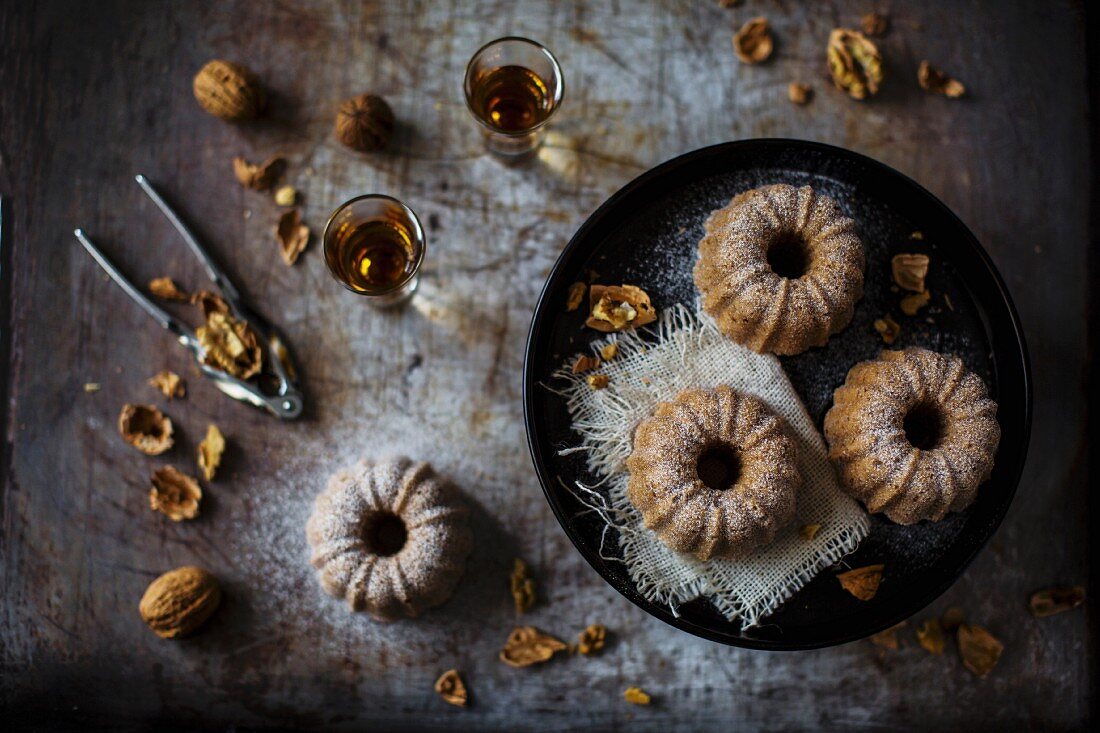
[824,348,1000,524]
[306,457,473,621]
[693,184,865,355]
[626,386,801,560]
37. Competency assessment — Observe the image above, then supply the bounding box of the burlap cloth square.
[554,305,870,628]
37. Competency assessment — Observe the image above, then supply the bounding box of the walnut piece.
[837,564,884,601]
[193,60,265,120]
[196,311,263,380]
[860,12,888,36]
[149,370,185,400]
[870,621,906,649]
[118,404,174,455]
[587,374,609,390]
[274,208,310,265]
[586,284,657,332]
[733,17,773,65]
[892,253,930,292]
[788,82,812,105]
[957,624,1003,677]
[233,155,284,191]
[510,558,536,614]
[566,282,586,311]
[1028,586,1085,617]
[827,29,883,100]
[578,624,606,655]
[499,626,567,668]
[140,566,221,639]
[623,687,651,705]
[571,354,601,374]
[197,424,226,482]
[149,277,190,301]
[274,185,297,207]
[900,290,930,316]
[335,93,395,152]
[916,617,946,655]
[191,290,231,319]
[918,61,966,98]
[599,342,619,361]
[149,466,202,521]
[874,315,900,344]
[798,523,821,540]
[434,669,468,707]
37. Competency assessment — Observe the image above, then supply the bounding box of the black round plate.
[522,139,1031,650]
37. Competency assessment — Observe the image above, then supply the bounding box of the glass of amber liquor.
[323,195,425,308]
[464,36,564,159]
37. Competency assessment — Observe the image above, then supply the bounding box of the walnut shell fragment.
[733,17,773,65]
[874,315,901,344]
[837,564,884,601]
[1028,586,1085,617]
[827,29,883,100]
[193,60,265,121]
[578,624,606,655]
[918,61,966,98]
[197,424,226,482]
[566,282,586,312]
[149,370,185,400]
[139,566,222,639]
[788,82,812,105]
[892,253,930,292]
[233,155,285,191]
[586,284,657,332]
[335,93,395,152]
[274,208,310,266]
[571,354,601,374]
[196,311,263,380]
[149,466,202,521]
[916,617,946,655]
[499,626,567,668]
[510,558,536,614]
[149,277,190,301]
[957,624,1003,677]
[900,290,930,316]
[623,687,651,705]
[434,669,468,707]
[118,404,174,455]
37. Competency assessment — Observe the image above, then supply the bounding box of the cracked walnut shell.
[118,404,174,455]
[193,60,265,120]
[827,29,883,100]
[335,93,395,152]
[733,17,773,65]
[139,566,222,639]
[233,156,285,190]
[149,466,202,521]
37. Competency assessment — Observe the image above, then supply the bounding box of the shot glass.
[463,36,564,159]
[322,195,425,308]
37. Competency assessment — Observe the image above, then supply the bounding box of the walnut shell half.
[193,60,266,120]
[139,566,222,639]
[118,404,173,455]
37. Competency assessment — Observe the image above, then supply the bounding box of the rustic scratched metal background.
[0,0,1091,730]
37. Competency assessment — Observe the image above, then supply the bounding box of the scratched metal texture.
[0,1,1091,730]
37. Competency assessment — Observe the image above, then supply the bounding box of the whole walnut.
[334,93,394,152]
[193,60,266,120]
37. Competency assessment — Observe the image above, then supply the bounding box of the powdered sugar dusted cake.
[824,348,1000,524]
[306,457,473,621]
[626,385,801,560]
[693,183,865,355]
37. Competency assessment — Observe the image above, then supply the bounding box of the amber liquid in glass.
[470,65,551,133]
[330,220,413,293]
